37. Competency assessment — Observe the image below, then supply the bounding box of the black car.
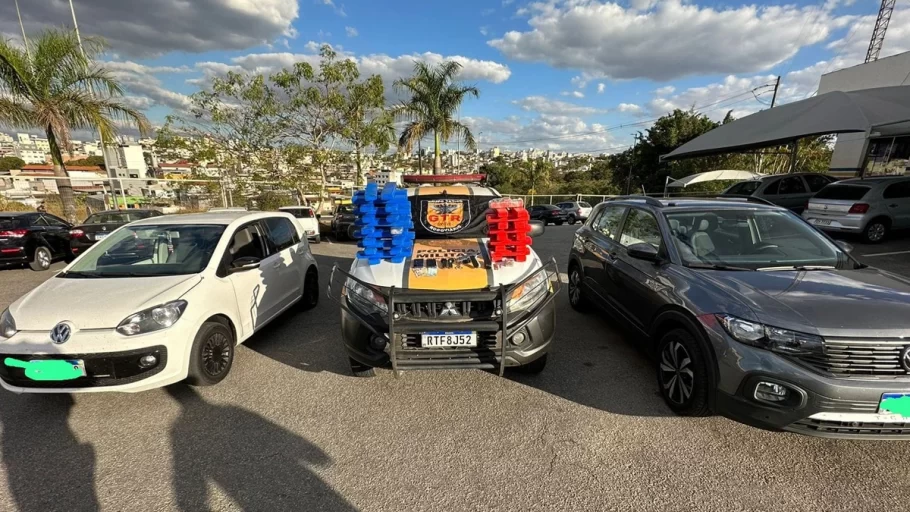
[330,204,356,240]
[69,209,163,256]
[0,212,74,271]
[568,195,910,439]
[528,204,568,225]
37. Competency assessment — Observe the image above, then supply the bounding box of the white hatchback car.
[0,211,319,393]
[279,206,321,244]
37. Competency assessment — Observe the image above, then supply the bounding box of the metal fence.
[502,190,723,206]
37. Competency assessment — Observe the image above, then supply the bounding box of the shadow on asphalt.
[243,253,355,377]
[165,385,357,511]
[0,394,99,512]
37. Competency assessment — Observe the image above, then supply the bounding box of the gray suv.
[723,173,836,212]
[803,176,910,243]
[568,196,910,439]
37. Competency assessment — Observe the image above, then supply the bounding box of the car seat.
[690,219,716,258]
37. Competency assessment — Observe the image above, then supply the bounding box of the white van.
[278,206,321,244]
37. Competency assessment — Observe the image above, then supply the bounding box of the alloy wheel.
[660,340,695,405]
[201,332,231,377]
[38,249,50,268]
[568,269,582,305]
[867,223,886,242]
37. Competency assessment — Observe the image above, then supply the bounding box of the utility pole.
[626,133,639,195]
[418,139,423,175]
[757,76,781,175]
[68,0,86,58]
[14,0,31,62]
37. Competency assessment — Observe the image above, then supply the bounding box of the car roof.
[278,206,314,210]
[604,196,781,211]
[130,211,292,227]
[836,176,910,186]
[89,209,157,214]
[0,212,34,217]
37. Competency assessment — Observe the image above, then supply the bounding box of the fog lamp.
[511,332,526,346]
[754,381,788,403]
[138,354,157,368]
[370,335,388,350]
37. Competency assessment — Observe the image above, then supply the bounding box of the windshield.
[724,181,761,196]
[63,224,225,277]
[666,209,850,270]
[814,184,870,200]
[83,211,151,224]
[336,205,353,215]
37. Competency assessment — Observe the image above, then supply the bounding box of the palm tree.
[393,61,479,174]
[0,30,150,220]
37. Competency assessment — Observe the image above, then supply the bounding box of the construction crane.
[865,0,897,62]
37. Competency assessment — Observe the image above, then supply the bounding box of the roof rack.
[606,195,664,207]
[711,195,776,206]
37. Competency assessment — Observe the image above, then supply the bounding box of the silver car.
[803,176,910,243]
[723,173,836,212]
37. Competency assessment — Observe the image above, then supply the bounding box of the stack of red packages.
[486,198,532,263]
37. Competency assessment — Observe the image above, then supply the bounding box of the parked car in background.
[568,196,910,439]
[528,204,568,225]
[556,201,593,225]
[0,212,73,271]
[803,176,910,243]
[70,209,164,256]
[279,206,321,243]
[722,173,836,212]
[0,211,320,393]
[331,203,357,240]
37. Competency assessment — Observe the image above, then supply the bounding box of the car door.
[261,216,306,311]
[576,204,626,307]
[608,207,666,333]
[772,176,809,211]
[40,214,72,257]
[222,222,275,336]
[882,180,910,229]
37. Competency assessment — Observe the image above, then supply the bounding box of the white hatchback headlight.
[117,300,188,336]
[0,308,17,338]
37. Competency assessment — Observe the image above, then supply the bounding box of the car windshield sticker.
[419,199,471,234]
[406,239,490,290]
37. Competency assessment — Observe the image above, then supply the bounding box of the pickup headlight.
[343,280,387,316]
[717,314,823,355]
[508,270,550,314]
[117,300,188,336]
[0,308,17,338]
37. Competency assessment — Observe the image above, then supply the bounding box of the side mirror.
[835,240,854,254]
[627,243,662,263]
[229,256,261,274]
[528,220,545,238]
[316,214,322,220]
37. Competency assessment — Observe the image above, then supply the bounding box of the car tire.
[349,357,376,378]
[187,321,235,386]
[862,218,889,244]
[516,353,547,374]
[29,246,52,271]
[568,215,577,225]
[656,329,712,417]
[313,234,321,244]
[300,267,319,311]
[346,225,357,241]
[567,264,589,312]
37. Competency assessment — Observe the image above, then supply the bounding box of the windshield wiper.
[757,265,836,271]
[684,263,753,271]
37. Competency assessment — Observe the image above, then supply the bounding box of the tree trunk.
[355,147,363,187]
[46,127,76,222]
[433,131,442,175]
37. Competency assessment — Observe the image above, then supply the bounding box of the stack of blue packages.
[352,182,415,264]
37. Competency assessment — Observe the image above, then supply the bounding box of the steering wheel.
[753,242,784,255]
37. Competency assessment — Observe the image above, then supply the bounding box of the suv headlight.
[0,308,17,338]
[508,270,550,314]
[717,314,823,355]
[117,300,188,336]
[343,280,388,316]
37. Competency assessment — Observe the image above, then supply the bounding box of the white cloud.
[345,26,359,37]
[617,103,642,114]
[513,96,606,116]
[103,61,192,111]
[654,85,675,96]
[480,26,490,36]
[464,114,619,152]
[560,91,585,98]
[321,0,347,17]
[825,6,910,63]
[0,0,299,57]
[597,83,605,94]
[490,0,850,80]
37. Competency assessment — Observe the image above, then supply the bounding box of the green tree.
[480,156,520,194]
[393,61,479,174]
[519,159,552,194]
[337,74,394,186]
[0,156,25,172]
[0,30,150,220]
[65,155,105,167]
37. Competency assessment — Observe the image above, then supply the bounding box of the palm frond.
[0,38,33,98]
[398,121,427,154]
[0,98,35,128]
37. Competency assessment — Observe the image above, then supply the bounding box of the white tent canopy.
[666,170,764,188]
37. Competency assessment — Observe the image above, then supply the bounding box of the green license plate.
[879,393,910,419]
[3,358,87,381]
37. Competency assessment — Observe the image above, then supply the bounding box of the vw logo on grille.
[49,322,73,344]
[901,346,910,373]
[439,302,460,317]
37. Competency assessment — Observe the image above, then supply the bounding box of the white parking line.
[558,272,569,284]
[861,250,910,258]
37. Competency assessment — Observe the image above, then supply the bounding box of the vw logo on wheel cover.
[49,322,74,344]
[901,346,910,373]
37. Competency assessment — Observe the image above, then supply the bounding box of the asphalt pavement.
[1,226,910,511]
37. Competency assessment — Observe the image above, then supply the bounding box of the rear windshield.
[543,205,561,210]
[0,218,25,230]
[815,185,870,201]
[579,202,592,208]
[83,212,152,224]
[284,209,314,218]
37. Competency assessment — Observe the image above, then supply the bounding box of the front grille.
[795,338,910,377]
[816,397,879,413]
[789,418,910,437]
[0,346,167,388]
[394,299,500,321]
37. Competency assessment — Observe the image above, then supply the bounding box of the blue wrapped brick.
[353,183,414,264]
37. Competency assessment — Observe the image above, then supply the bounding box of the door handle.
[272,260,282,269]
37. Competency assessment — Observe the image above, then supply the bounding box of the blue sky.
[3,0,909,152]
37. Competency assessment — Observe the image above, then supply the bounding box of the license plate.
[879,393,910,419]
[3,358,86,381]
[421,331,477,348]
[813,219,832,226]
[95,233,108,240]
